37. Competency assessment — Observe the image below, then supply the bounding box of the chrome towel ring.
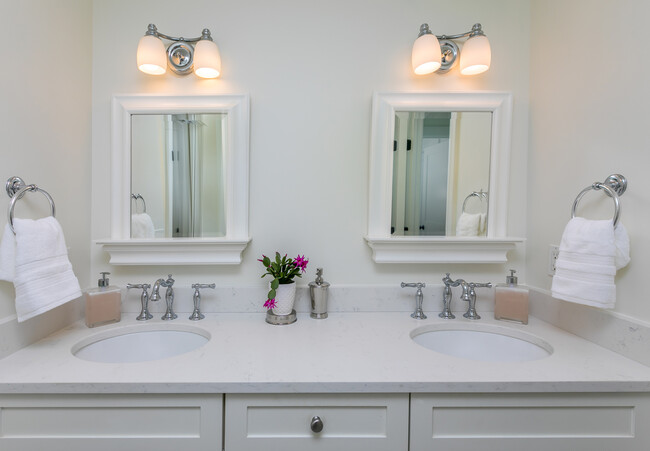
[131,193,147,214]
[462,189,488,213]
[571,174,627,227]
[5,176,56,234]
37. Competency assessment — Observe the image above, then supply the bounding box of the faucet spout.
[158,274,177,320]
[440,273,463,319]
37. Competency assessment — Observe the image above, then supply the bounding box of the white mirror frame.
[97,94,250,265]
[366,91,523,263]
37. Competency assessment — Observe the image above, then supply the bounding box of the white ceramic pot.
[272,281,296,316]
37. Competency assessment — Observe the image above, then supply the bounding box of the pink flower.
[294,254,309,272]
[263,298,277,309]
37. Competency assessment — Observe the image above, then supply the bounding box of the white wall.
[528,0,650,321]
[0,2,92,327]
[91,0,531,295]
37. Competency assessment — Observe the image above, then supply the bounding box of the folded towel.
[551,217,630,309]
[0,217,82,322]
[131,213,155,239]
[456,212,481,236]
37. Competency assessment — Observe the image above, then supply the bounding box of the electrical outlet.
[548,245,559,276]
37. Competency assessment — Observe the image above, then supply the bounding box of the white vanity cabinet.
[410,393,650,451]
[0,394,223,451]
[224,393,409,451]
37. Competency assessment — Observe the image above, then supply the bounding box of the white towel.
[551,217,630,309]
[0,217,82,322]
[456,212,481,236]
[131,213,155,239]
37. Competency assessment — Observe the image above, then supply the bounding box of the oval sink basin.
[411,324,553,362]
[72,325,210,363]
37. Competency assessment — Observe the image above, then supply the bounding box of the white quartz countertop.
[1,312,649,394]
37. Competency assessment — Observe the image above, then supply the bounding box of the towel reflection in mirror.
[390,111,492,236]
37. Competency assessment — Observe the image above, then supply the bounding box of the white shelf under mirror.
[366,91,523,263]
[98,94,250,265]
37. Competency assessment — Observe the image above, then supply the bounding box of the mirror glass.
[391,111,492,237]
[131,113,227,238]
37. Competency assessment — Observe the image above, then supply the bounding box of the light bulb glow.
[460,34,491,75]
[412,34,441,75]
[137,35,167,75]
[194,39,221,78]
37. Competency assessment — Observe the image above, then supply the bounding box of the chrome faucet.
[127,283,152,321]
[461,281,492,320]
[152,274,177,320]
[440,273,463,319]
[401,282,427,319]
[189,283,215,320]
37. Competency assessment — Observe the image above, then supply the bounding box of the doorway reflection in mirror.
[391,111,492,237]
[131,113,227,238]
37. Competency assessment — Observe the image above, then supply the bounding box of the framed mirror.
[98,94,250,265]
[366,92,522,263]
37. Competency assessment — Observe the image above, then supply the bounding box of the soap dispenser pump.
[494,269,528,324]
[85,272,122,328]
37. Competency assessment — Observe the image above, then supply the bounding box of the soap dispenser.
[85,272,122,328]
[309,268,330,319]
[494,269,528,325]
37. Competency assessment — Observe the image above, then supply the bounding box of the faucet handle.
[470,282,492,289]
[189,283,215,321]
[401,282,427,320]
[127,283,151,291]
[401,282,425,290]
[192,283,216,290]
[127,283,153,321]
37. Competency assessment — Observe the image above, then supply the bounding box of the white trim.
[102,94,250,265]
[367,91,521,263]
[96,239,250,265]
[364,236,523,263]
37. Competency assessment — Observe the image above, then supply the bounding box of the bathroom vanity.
[1,312,649,450]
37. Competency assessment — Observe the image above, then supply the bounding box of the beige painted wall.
[528,0,650,321]
[91,0,531,292]
[0,1,92,320]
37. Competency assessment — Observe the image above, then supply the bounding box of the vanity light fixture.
[137,24,221,78]
[412,23,491,76]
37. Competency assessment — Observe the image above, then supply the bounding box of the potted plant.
[259,252,308,315]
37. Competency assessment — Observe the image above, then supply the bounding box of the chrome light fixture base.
[167,41,194,75]
[438,39,459,73]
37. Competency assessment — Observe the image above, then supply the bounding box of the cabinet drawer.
[411,393,650,451]
[225,393,408,451]
[0,394,223,451]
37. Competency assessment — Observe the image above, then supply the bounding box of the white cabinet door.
[0,394,223,451]
[225,393,409,451]
[411,393,650,451]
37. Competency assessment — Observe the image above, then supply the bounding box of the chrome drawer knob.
[310,415,323,433]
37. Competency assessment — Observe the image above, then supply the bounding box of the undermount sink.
[72,325,210,363]
[411,323,553,362]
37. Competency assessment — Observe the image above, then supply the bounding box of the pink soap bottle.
[85,272,122,328]
[494,269,528,325]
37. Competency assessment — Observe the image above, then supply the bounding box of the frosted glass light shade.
[137,35,167,75]
[194,39,221,79]
[460,34,491,75]
[412,34,441,75]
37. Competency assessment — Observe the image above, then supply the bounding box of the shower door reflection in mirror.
[391,111,491,237]
[131,113,227,238]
